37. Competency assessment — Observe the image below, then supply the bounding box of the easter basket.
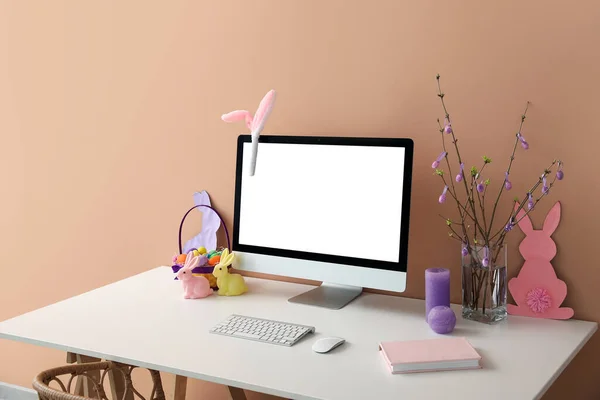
[171,203,231,289]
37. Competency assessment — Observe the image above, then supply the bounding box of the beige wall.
[1,1,598,399]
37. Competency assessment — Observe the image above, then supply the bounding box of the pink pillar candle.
[425,268,451,321]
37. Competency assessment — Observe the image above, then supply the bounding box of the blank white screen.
[238,142,405,262]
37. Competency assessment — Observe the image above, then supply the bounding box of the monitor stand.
[288,282,363,310]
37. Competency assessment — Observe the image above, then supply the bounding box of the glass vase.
[461,244,507,324]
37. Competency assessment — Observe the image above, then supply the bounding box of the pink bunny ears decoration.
[221,89,277,176]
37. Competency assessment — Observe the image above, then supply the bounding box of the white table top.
[0,267,597,400]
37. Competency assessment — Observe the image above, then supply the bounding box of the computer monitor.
[232,135,413,309]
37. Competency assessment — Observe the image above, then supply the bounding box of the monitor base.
[288,282,363,310]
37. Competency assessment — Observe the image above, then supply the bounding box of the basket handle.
[178,204,231,254]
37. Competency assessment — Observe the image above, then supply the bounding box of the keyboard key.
[233,332,262,340]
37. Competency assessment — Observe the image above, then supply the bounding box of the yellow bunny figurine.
[212,249,248,296]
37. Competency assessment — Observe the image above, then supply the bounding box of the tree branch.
[487,102,530,238]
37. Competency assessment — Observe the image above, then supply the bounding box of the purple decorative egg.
[427,305,456,334]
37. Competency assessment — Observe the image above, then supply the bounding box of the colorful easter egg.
[208,255,221,266]
[198,246,207,255]
[176,254,187,264]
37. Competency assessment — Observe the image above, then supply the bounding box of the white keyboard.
[209,314,315,346]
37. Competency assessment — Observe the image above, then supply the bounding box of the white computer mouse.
[312,337,346,353]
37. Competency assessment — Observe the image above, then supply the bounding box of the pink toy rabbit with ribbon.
[507,201,574,319]
[176,251,213,299]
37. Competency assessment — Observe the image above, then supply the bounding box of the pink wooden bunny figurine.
[176,252,213,299]
[507,201,574,319]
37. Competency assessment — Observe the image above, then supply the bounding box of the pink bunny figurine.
[507,201,574,319]
[176,252,213,299]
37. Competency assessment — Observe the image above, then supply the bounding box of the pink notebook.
[379,337,481,374]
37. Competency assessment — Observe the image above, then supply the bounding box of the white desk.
[0,267,597,400]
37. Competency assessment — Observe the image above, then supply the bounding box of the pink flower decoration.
[526,287,552,313]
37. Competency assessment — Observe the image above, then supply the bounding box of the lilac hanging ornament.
[443,117,453,134]
[439,185,448,204]
[482,246,490,267]
[432,151,447,169]
[517,132,529,150]
[477,180,485,193]
[461,242,469,257]
[504,172,512,190]
[528,192,534,210]
[505,217,515,232]
[556,162,564,180]
[456,163,464,183]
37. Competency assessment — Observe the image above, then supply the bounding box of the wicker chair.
[32,361,165,400]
